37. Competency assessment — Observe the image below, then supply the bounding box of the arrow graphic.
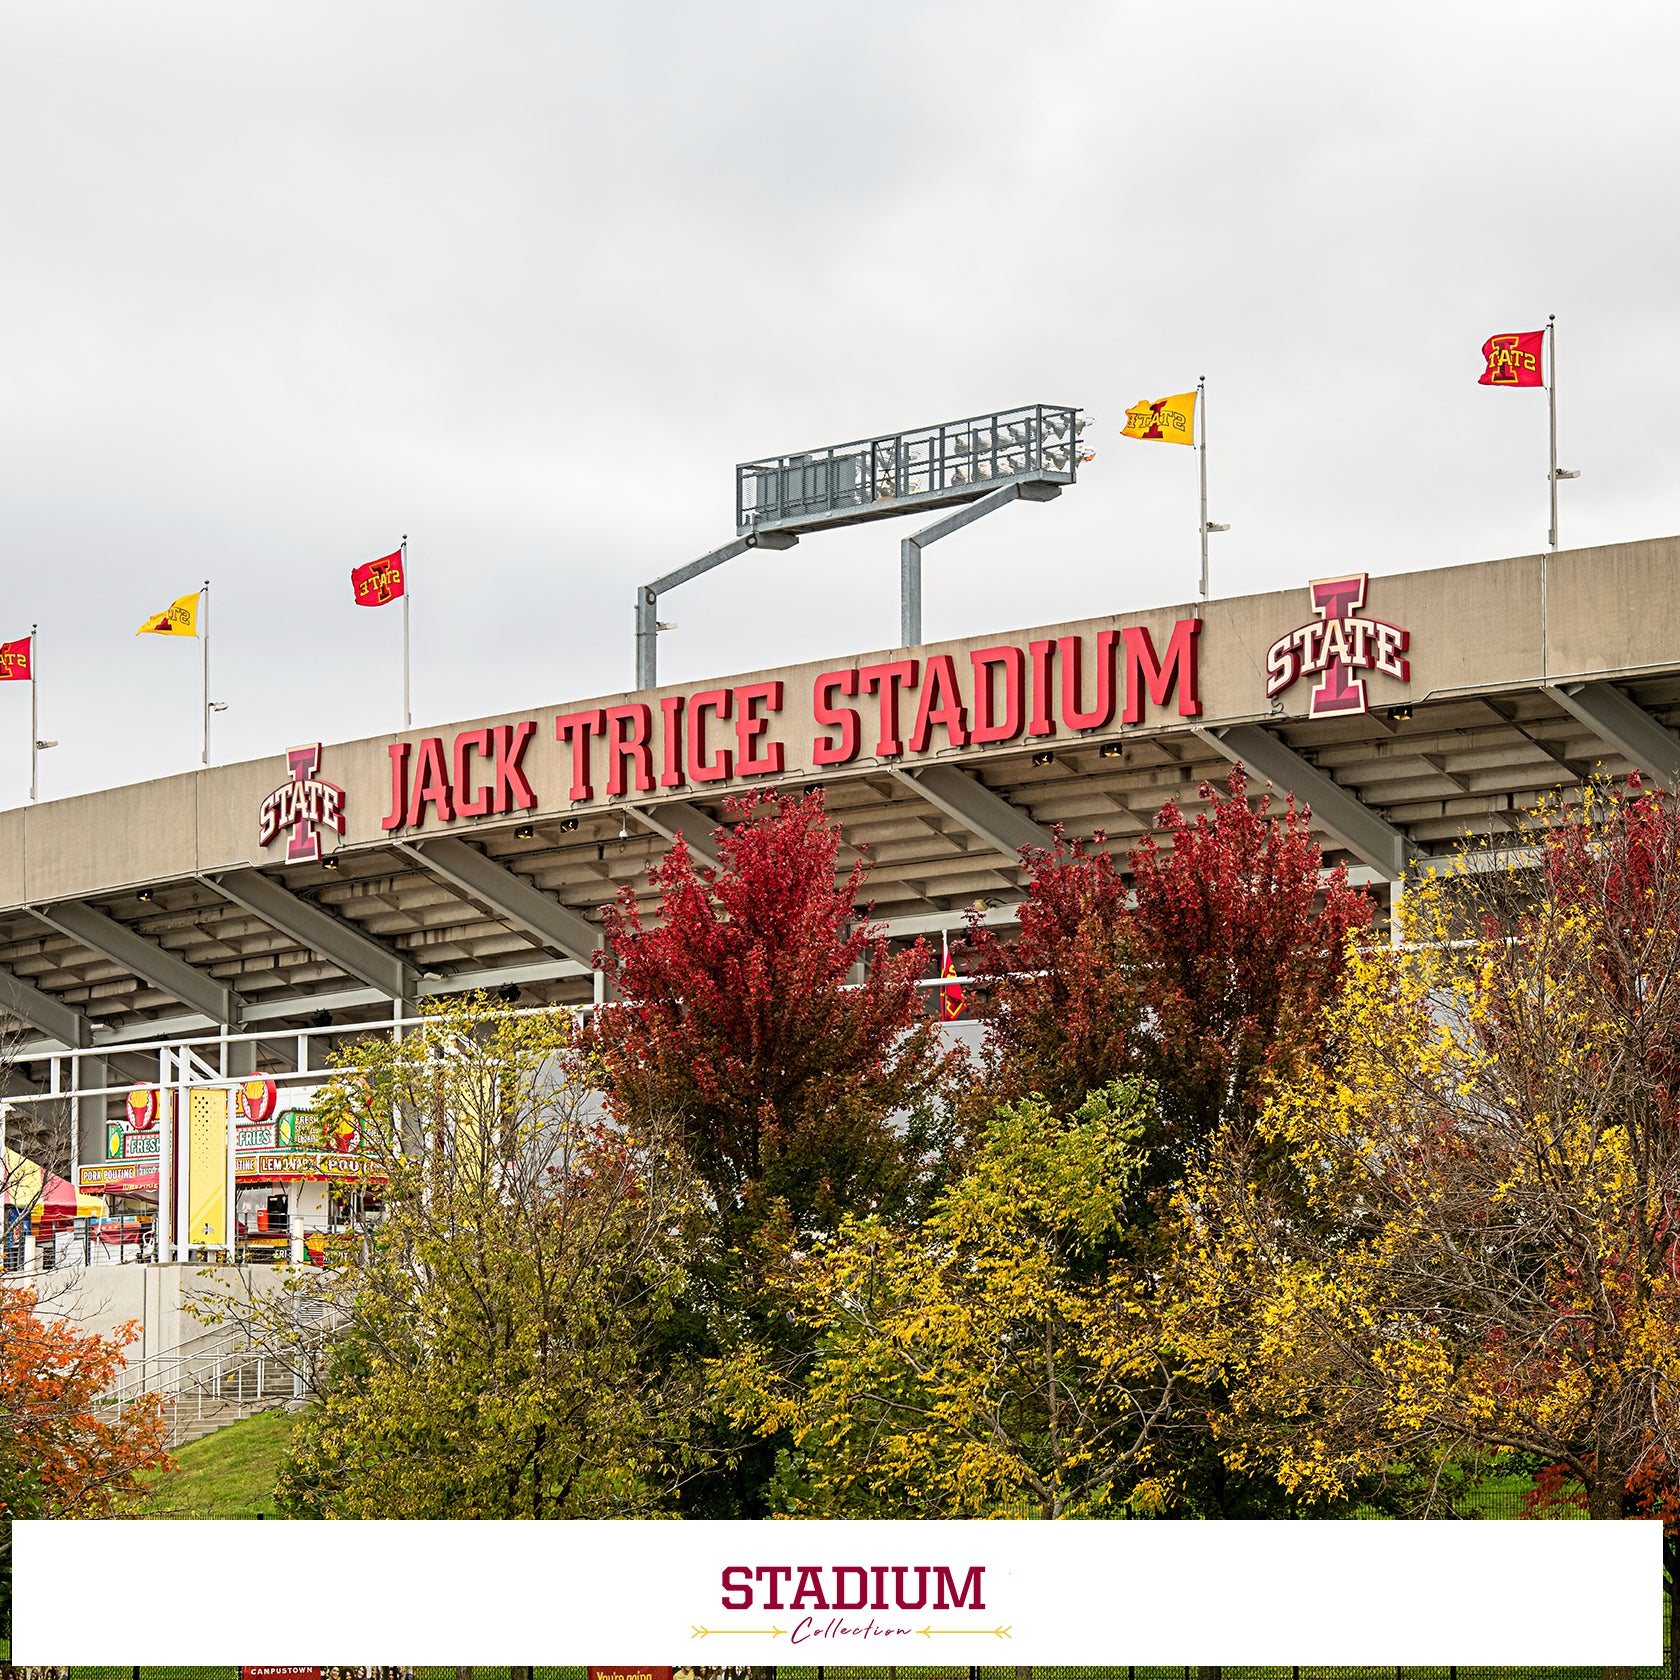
[918,1626,1013,1639]
[690,1626,787,1640]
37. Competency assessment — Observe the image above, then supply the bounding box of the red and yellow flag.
[0,636,32,682]
[351,549,405,607]
[135,591,199,637]
[940,930,964,1021]
[1479,330,1545,387]
[1122,390,1197,445]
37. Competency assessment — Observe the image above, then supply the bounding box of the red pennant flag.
[0,635,33,681]
[940,930,964,1021]
[351,550,405,607]
[1479,330,1546,387]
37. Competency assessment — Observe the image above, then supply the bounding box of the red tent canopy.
[32,1174,79,1235]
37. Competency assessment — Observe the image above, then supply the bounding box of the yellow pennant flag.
[1122,390,1197,446]
[135,590,200,637]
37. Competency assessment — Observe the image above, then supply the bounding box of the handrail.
[99,1309,347,1446]
[99,1302,347,1410]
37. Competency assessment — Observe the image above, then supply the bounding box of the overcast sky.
[2,1,1676,804]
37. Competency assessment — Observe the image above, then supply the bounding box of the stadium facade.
[3,531,1680,1267]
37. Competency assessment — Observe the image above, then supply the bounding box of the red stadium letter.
[1122,619,1202,723]
[687,690,733,783]
[409,736,455,827]
[1028,640,1056,738]
[605,704,655,797]
[908,654,969,752]
[381,742,410,832]
[812,669,860,766]
[452,728,493,819]
[659,695,686,788]
[860,659,917,757]
[734,681,784,777]
[555,708,606,801]
[1060,631,1119,731]
[970,646,1025,743]
[491,722,538,813]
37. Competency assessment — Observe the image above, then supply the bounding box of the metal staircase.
[99,1309,345,1448]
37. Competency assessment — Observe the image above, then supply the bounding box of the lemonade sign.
[105,1122,160,1160]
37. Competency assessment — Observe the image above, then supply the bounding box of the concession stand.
[76,1076,384,1265]
[4,1147,102,1270]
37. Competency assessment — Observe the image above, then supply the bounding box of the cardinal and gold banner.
[351,549,406,607]
[1121,390,1197,445]
[0,635,32,681]
[1479,329,1546,387]
[135,590,200,637]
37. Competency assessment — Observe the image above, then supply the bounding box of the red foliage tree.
[963,824,1140,1110]
[1539,773,1680,1118]
[587,789,957,1245]
[1129,762,1373,1161]
[969,764,1372,1167]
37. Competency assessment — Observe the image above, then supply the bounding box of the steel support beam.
[890,763,1054,866]
[398,837,601,967]
[1195,724,1418,880]
[205,869,419,1003]
[0,967,92,1049]
[14,953,599,1055]
[74,1054,107,1178]
[901,479,1060,646]
[33,899,239,1024]
[629,801,722,869]
[1545,680,1680,790]
[635,529,799,690]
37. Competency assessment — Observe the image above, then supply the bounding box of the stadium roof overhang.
[1,534,1678,1078]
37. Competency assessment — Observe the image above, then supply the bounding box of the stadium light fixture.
[634,403,1086,688]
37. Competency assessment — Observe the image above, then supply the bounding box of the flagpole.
[28,624,38,803]
[1547,314,1559,551]
[1197,375,1209,600]
[200,579,210,766]
[401,534,411,730]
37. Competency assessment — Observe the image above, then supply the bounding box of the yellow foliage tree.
[715,1080,1176,1519]
[1176,782,1680,1523]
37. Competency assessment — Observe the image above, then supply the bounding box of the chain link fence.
[0,1665,1668,1679]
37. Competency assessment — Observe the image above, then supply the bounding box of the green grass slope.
[137,1405,295,1518]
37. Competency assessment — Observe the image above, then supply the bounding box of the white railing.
[100,1303,348,1445]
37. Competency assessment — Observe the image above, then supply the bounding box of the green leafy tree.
[717,1080,1175,1519]
[277,998,704,1518]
